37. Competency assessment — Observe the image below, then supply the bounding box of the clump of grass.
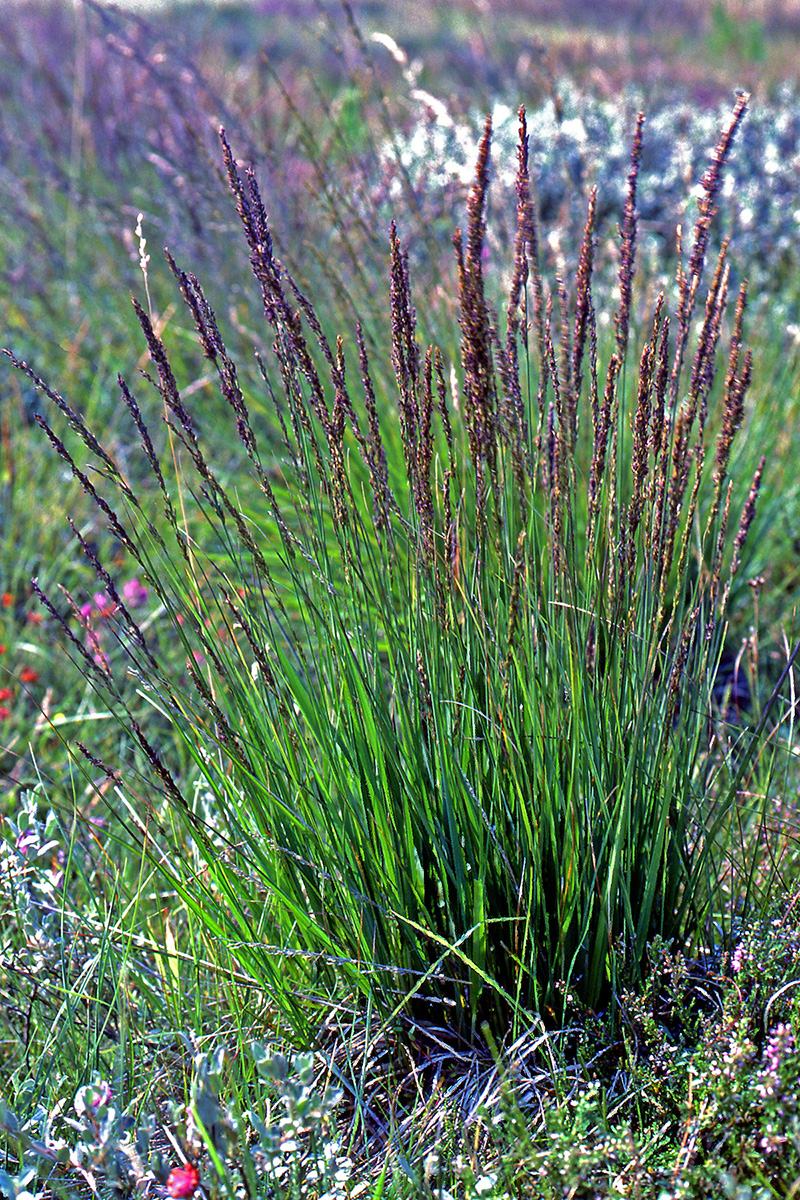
[4,92,788,1092]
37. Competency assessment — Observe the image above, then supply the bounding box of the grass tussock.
[6,94,779,1037]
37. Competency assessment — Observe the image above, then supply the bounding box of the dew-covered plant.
[1,788,67,979]
[0,1046,357,1200]
[380,78,800,292]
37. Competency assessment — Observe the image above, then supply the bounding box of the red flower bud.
[166,1164,200,1198]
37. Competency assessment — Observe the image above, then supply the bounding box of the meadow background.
[3,1,800,1196]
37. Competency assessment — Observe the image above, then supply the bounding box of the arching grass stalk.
[8,94,775,1048]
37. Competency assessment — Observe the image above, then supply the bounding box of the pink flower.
[87,1081,111,1110]
[93,593,117,618]
[166,1164,200,1198]
[93,649,111,673]
[16,830,38,855]
[74,1080,112,1117]
[123,578,148,607]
